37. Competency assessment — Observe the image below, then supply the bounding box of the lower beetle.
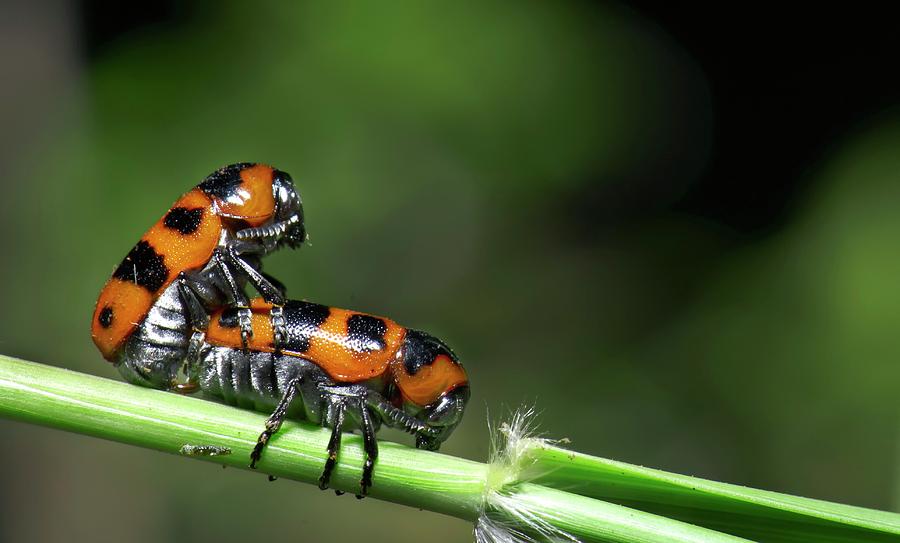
[116,297,470,496]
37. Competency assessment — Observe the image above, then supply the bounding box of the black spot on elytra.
[198,163,255,199]
[401,329,458,376]
[98,306,113,328]
[112,240,168,292]
[163,207,204,235]
[218,308,241,328]
[283,300,330,353]
[347,315,387,353]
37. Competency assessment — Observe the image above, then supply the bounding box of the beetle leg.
[357,401,378,498]
[220,242,287,306]
[176,276,210,331]
[250,376,302,469]
[261,271,288,298]
[174,278,208,393]
[318,400,346,491]
[315,386,382,494]
[211,250,252,349]
[218,245,289,348]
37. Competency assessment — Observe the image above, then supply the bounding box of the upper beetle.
[91,163,305,387]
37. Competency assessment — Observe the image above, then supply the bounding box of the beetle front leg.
[261,271,288,299]
[211,250,253,349]
[220,241,286,306]
[217,243,289,349]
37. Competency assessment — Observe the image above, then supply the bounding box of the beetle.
[92,163,305,389]
[125,297,470,496]
[201,298,470,495]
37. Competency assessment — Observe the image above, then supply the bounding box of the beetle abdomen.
[198,346,333,423]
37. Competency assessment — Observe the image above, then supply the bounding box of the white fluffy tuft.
[475,407,580,543]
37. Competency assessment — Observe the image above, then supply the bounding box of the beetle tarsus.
[359,402,378,496]
[318,402,345,490]
[238,307,253,350]
[270,305,286,354]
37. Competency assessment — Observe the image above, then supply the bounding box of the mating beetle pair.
[91,163,469,495]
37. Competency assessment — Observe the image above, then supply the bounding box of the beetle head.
[271,169,306,249]
[413,385,470,451]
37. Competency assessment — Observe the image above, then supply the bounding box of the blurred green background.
[0,2,897,542]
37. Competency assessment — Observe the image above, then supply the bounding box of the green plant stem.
[0,355,734,542]
[0,354,486,519]
[491,484,753,543]
[522,439,900,542]
[3,354,898,543]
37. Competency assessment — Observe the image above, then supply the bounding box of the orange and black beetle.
[92,163,305,388]
[139,297,470,496]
